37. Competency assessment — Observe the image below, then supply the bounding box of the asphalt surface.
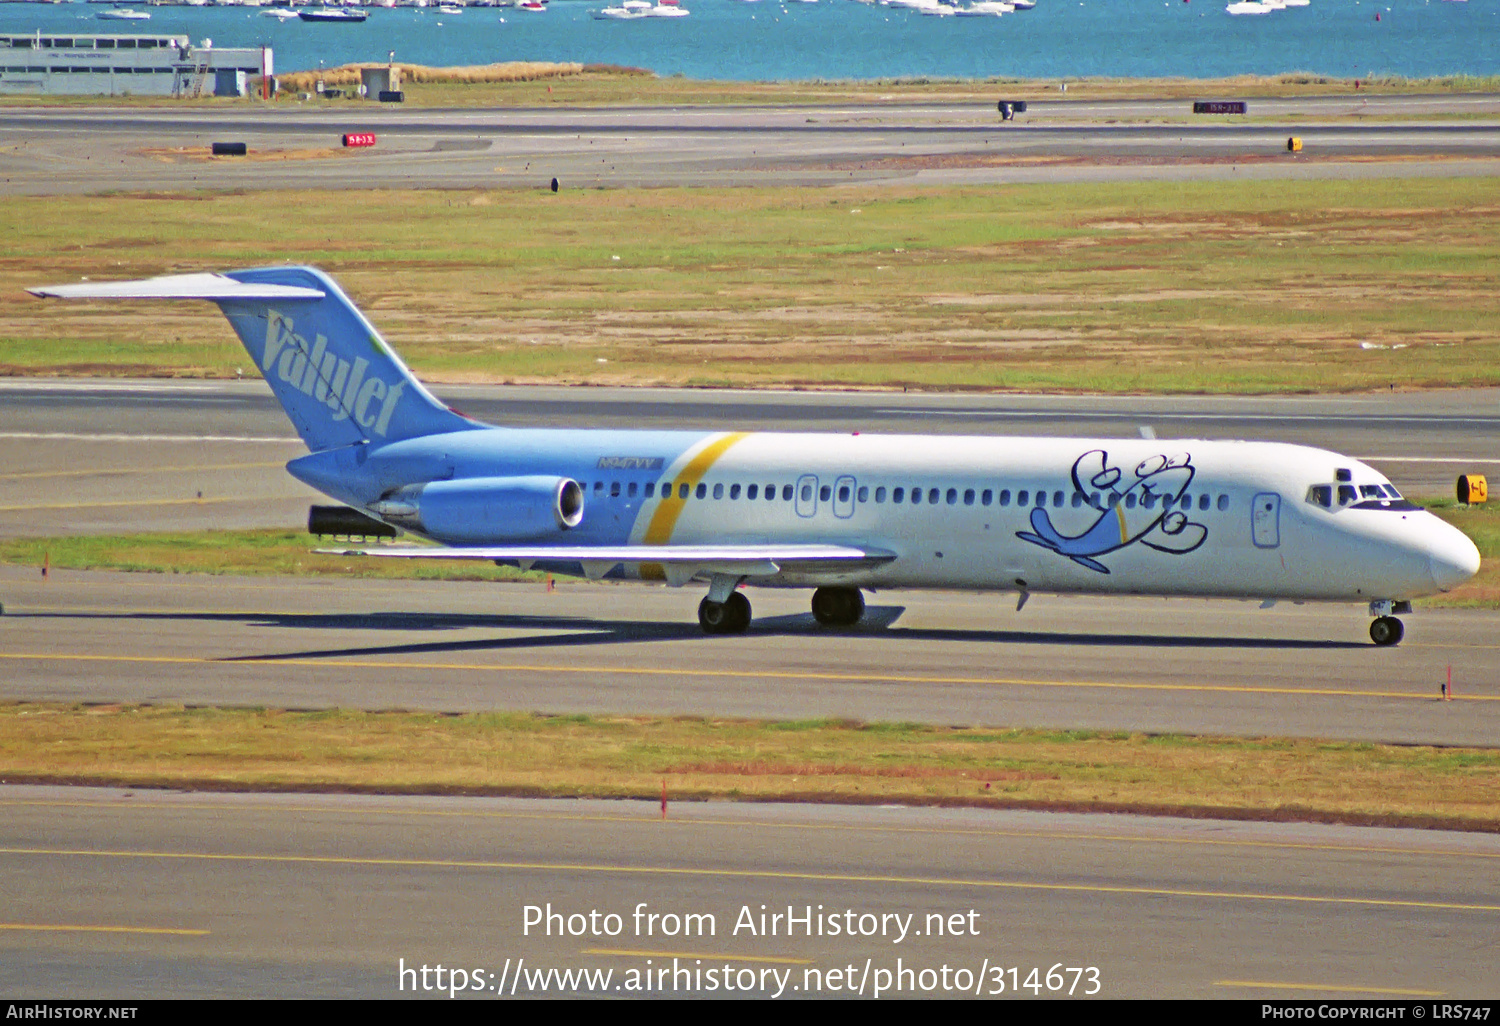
[2,94,1498,193]
[2,787,1497,999]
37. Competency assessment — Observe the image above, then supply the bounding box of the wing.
[316,543,896,586]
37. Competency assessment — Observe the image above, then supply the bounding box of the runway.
[2,95,1498,194]
[2,787,1496,999]
[2,563,1495,746]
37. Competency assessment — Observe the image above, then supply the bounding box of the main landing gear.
[698,592,751,635]
[1368,599,1410,647]
[696,585,868,634]
[811,586,865,628]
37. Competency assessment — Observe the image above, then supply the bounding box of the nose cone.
[1429,524,1482,592]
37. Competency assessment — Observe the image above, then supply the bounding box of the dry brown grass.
[1,705,1495,830]
[275,61,585,92]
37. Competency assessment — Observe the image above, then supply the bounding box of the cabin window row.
[576,478,1233,512]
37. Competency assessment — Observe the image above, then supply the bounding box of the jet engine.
[370,475,584,544]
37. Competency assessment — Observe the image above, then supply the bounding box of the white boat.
[646,2,689,14]
[260,8,301,18]
[97,8,152,19]
[1007,0,1033,8]
[919,4,958,14]
[1225,0,1272,12]
[438,3,463,11]
[595,4,646,15]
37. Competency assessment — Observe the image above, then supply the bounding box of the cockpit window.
[1308,479,1411,512]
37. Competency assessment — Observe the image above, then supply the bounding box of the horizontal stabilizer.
[28,273,326,302]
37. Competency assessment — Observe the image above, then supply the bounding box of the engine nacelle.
[371,475,583,544]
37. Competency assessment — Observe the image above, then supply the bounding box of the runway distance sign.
[342,133,377,148]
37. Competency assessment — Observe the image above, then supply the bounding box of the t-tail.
[29,266,479,451]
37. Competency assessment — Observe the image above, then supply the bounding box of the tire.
[1369,616,1404,646]
[811,587,864,627]
[699,593,751,635]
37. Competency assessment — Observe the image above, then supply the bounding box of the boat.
[299,7,371,20]
[97,8,152,20]
[595,5,646,15]
[438,3,463,11]
[647,2,689,14]
[260,8,302,18]
[1225,0,1272,12]
[517,1,546,10]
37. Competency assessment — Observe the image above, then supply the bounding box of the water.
[1,0,1496,82]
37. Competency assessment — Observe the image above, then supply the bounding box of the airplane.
[30,265,1481,646]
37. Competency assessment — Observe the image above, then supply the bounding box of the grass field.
[0,498,1494,604]
[3,69,1498,109]
[0,704,1494,830]
[4,179,1498,393]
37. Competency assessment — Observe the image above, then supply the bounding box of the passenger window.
[782,484,793,501]
[610,481,621,498]
[982,489,992,506]
[1108,493,1120,508]
[1198,494,1210,511]
[801,484,813,502]
[1091,492,1102,508]
[856,486,867,502]
[628,482,638,498]
[679,483,690,499]
[998,489,1010,506]
[839,485,850,502]
[1036,492,1047,508]
[1018,490,1029,507]
[912,488,922,505]
[594,481,604,496]
[713,483,724,499]
[893,487,904,503]
[929,488,941,505]
[728,483,739,499]
[697,483,708,499]
[875,487,886,503]
[1072,492,1084,508]
[963,488,975,506]
[947,488,958,505]
[746,484,758,500]
[645,482,655,498]
[1053,490,1064,507]
[820,485,831,502]
[1218,494,1231,511]
[1125,493,1137,509]
[1307,485,1332,509]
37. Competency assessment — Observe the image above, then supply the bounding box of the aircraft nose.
[1428,525,1481,592]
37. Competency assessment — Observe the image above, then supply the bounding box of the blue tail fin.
[216,267,476,451]
[31,265,479,452]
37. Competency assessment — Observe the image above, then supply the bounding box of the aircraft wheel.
[811,586,865,627]
[1369,616,1404,647]
[699,593,751,635]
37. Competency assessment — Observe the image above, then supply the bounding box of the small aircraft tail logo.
[1017,450,1208,574]
[262,309,406,437]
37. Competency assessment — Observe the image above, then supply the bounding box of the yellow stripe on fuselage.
[638,432,751,579]
[1116,503,1129,545]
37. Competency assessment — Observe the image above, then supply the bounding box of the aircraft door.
[1252,492,1280,549]
[795,474,819,518]
[833,475,857,519]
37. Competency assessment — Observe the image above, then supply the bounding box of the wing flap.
[315,544,893,583]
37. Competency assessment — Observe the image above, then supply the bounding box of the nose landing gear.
[1367,599,1410,646]
[1369,616,1404,647]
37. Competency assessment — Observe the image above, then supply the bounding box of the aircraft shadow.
[14,606,1367,662]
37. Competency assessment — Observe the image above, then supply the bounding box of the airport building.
[0,32,271,97]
